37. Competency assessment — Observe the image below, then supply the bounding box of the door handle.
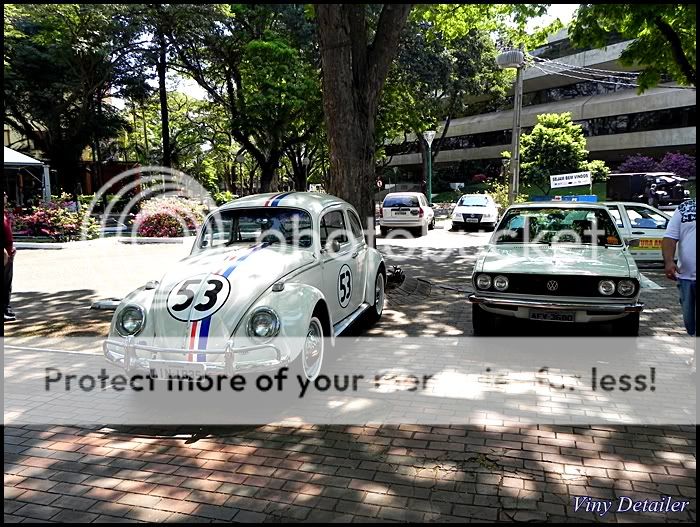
[351,251,358,258]
[632,231,645,235]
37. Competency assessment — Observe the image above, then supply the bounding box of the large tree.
[316,4,555,222]
[4,4,147,194]
[316,4,412,225]
[569,4,696,90]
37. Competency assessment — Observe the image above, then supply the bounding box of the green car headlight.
[617,280,636,297]
[476,274,492,290]
[598,280,615,296]
[116,305,146,337]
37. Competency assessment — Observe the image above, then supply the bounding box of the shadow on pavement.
[3,289,112,338]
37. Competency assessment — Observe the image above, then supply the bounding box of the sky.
[528,3,579,31]
[113,4,581,107]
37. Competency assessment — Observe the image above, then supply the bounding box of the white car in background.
[604,202,671,264]
[451,193,499,230]
[379,192,435,237]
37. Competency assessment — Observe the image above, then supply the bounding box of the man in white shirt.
[662,198,696,371]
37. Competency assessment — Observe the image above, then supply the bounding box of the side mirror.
[323,239,341,254]
[627,238,640,248]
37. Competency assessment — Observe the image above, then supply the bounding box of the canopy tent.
[3,146,51,202]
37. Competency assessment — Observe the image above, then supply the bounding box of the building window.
[387,106,695,157]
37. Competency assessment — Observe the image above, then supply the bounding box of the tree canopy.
[569,4,696,90]
[513,112,609,195]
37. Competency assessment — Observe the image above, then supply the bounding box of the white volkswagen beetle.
[469,202,644,336]
[104,192,386,380]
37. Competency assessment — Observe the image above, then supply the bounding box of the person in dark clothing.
[3,191,16,322]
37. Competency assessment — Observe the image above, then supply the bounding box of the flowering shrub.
[659,152,696,180]
[13,194,99,241]
[617,155,660,173]
[135,196,207,237]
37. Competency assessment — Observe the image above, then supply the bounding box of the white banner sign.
[550,171,592,189]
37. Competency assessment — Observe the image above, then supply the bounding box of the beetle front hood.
[478,244,634,277]
[149,243,316,348]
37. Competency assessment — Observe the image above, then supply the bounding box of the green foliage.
[488,181,528,210]
[586,159,610,184]
[4,4,145,191]
[213,191,238,206]
[569,4,696,90]
[517,112,608,195]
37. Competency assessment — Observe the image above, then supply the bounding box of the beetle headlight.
[493,275,509,291]
[246,307,281,342]
[598,280,615,296]
[476,274,492,290]
[116,305,145,336]
[617,280,636,297]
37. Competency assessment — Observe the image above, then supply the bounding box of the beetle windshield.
[458,195,490,207]
[494,207,623,246]
[199,208,313,249]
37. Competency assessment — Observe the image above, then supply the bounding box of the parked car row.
[105,190,671,383]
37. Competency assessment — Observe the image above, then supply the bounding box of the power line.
[530,64,642,88]
[528,56,643,84]
[529,54,640,78]
[530,63,696,91]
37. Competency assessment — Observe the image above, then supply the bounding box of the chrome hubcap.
[375,274,385,315]
[302,319,323,380]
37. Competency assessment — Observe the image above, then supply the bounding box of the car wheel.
[293,316,325,381]
[380,226,389,237]
[472,304,496,336]
[428,218,435,230]
[612,312,640,336]
[365,271,385,326]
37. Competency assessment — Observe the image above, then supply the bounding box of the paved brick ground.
[4,244,696,522]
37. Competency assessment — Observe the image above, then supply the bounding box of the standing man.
[662,198,696,371]
[3,191,17,322]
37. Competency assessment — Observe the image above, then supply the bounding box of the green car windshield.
[199,208,313,249]
[494,207,623,246]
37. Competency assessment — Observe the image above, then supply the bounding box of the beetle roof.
[216,192,349,216]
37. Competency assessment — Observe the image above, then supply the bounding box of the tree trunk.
[157,27,171,167]
[317,4,412,229]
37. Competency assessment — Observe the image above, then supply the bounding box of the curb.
[118,237,189,244]
[15,242,64,250]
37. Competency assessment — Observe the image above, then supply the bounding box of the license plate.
[149,360,206,379]
[394,211,407,215]
[465,217,479,223]
[529,310,575,322]
[637,238,662,250]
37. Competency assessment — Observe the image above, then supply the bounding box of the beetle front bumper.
[103,337,288,377]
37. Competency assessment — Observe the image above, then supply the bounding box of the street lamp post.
[301,156,310,191]
[235,153,246,194]
[496,48,526,205]
[423,130,436,205]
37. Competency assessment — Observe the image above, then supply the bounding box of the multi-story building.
[386,28,696,185]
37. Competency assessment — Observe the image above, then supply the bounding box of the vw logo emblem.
[546,280,559,292]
